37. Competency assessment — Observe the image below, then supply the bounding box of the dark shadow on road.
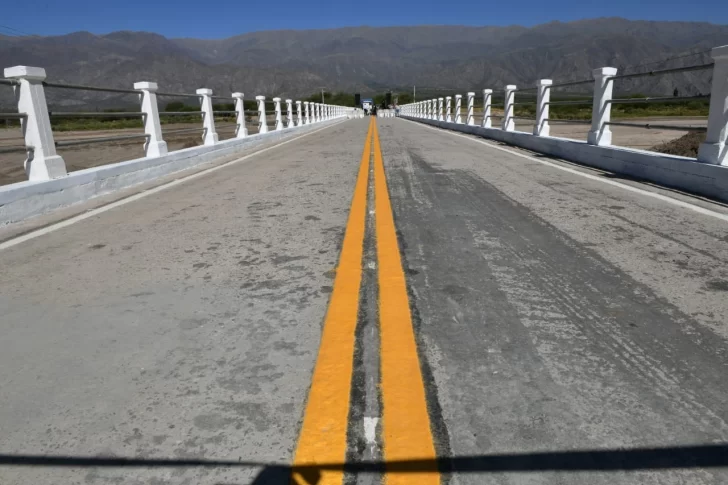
[2,443,728,484]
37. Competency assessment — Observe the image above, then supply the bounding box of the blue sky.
[1,0,724,39]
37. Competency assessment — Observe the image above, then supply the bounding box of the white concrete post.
[482,89,492,128]
[196,88,218,146]
[273,97,283,131]
[296,101,302,126]
[698,45,728,165]
[534,80,552,136]
[133,81,167,158]
[232,92,248,138]
[3,66,67,180]
[502,85,516,132]
[446,97,452,123]
[430,99,436,120]
[587,67,617,146]
[256,95,268,134]
[285,99,293,128]
[438,97,444,121]
[455,95,463,124]
[467,92,475,126]
[304,102,310,124]
[313,103,319,123]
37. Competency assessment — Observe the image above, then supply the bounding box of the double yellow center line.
[291,118,439,484]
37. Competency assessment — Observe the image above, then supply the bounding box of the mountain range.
[1,18,727,109]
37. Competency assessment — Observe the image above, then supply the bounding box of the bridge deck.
[1,118,727,484]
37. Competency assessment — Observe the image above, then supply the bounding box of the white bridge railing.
[399,45,728,166]
[0,65,352,182]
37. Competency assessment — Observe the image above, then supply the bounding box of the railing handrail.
[399,44,725,164]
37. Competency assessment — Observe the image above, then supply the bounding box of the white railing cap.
[196,88,213,95]
[134,82,158,91]
[4,65,46,80]
[592,67,617,76]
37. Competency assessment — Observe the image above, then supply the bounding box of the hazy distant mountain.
[1,18,726,109]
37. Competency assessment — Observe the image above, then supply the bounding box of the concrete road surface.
[1,117,728,485]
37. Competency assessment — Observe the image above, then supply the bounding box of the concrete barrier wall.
[0,118,343,226]
[402,116,728,203]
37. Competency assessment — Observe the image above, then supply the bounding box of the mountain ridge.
[1,18,726,109]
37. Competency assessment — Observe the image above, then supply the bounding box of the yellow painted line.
[291,118,374,485]
[372,120,440,484]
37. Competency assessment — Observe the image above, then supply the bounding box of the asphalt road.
[1,117,728,485]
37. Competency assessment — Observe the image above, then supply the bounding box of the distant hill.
[1,18,727,109]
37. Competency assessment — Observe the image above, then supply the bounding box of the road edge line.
[402,118,728,223]
[0,121,347,252]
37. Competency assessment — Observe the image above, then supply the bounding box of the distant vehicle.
[361,98,373,114]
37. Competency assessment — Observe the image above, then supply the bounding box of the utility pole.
[413,85,416,102]
[321,88,325,104]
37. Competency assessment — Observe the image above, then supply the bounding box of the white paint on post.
[296,101,302,126]
[455,95,462,124]
[256,95,268,134]
[534,79,552,136]
[446,96,452,123]
[502,85,516,132]
[438,97,444,121]
[273,97,283,131]
[232,92,248,139]
[3,66,67,181]
[196,88,218,146]
[482,89,492,128]
[134,81,168,158]
[698,45,728,165]
[467,92,475,126]
[587,67,617,146]
[304,101,310,125]
[285,99,293,128]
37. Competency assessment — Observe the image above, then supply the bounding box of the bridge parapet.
[0,66,351,183]
[398,44,728,202]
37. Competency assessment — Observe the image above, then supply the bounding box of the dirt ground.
[0,116,708,187]
[650,131,706,157]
